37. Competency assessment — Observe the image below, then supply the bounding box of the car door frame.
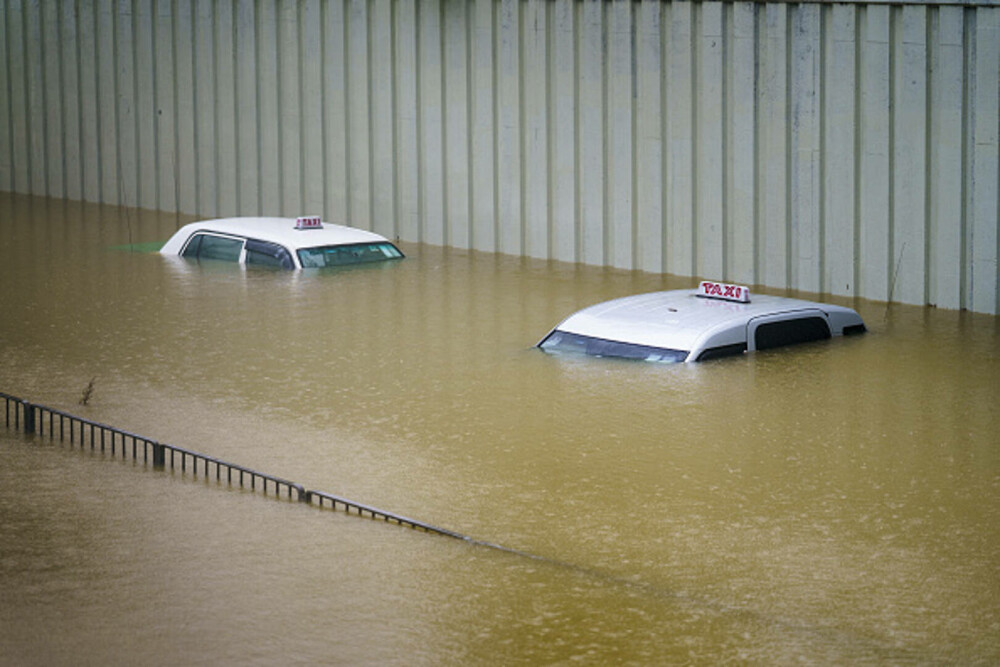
[179,231,248,264]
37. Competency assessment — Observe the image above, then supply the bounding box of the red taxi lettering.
[295,216,322,230]
[698,280,750,303]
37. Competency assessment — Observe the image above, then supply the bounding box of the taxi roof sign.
[696,280,751,303]
[295,216,323,230]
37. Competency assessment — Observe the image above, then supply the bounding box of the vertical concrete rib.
[394,0,418,240]
[818,5,827,294]
[26,0,44,196]
[729,1,756,286]
[971,6,999,314]
[784,5,792,288]
[443,0,471,248]
[892,5,929,307]
[111,0,121,206]
[177,0,196,215]
[469,0,495,252]
[605,0,632,269]
[45,0,64,199]
[442,0,450,246]
[924,6,933,305]
[667,1,694,277]
[697,1,724,280]
[303,0,310,214]
[522,0,548,260]
[10,0,29,195]
[367,0,375,230]
[660,1,669,275]
[320,0,328,220]
[213,2,240,215]
[464,0,474,249]
[724,2,731,282]
[70,0,84,201]
[341,0,349,224]
[597,0,605,267]
[635,0,663,274]
[853,5,862,299]
[960,7,971,309]
[930,7,964,309]
[887,6,897,303]
[630,0,638,270]
[545,0,553,259]
[0,0,9,192]
[691,2,699,274]
[492,0,499,252]
[825,3,860,297]
[394,0,402,241]
[416,0,424,241]
[573,0,581,263]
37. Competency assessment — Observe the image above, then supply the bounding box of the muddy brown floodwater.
[1,192,998,665]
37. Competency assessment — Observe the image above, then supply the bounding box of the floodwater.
[1,192,997,665]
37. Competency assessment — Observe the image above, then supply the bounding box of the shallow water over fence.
[1,193,998,665]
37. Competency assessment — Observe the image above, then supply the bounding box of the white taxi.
[538,280,866,363]
[159,216,404,269]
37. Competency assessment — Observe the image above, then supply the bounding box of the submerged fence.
[1,391,469,541]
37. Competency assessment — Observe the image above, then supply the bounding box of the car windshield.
[297,242,403,268]
[539,331,688,363]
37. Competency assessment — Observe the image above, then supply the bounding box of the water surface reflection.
[1,193,997,664]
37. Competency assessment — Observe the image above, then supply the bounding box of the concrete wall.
[1,0,997,313]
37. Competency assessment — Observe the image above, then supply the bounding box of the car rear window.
[754,317,831,351]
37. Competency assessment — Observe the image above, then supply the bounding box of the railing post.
[295,485,310,503]
[152,442,165,468]
[21,401,35,434]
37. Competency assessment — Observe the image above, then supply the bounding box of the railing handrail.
[306,489,470,540]
[2,392,468,543]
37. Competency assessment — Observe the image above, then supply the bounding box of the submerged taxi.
[538,280,866,363]
[159,216,404,269]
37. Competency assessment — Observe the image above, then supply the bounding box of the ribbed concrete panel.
[824,4,857,298]
[728,2,756,285]
[577,0,604,266]
[394,0,418,240]
[971,9,999,315]
[1,0,998,314]
[174,0,197,217]
[550,0,575,263]
[443,0,469,249]
[496,0,521,256]
[635,0,663,273]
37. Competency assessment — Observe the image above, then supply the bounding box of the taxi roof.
[546,287,865,359]
[159,217,391,255]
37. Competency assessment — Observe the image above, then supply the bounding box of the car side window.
[180,234,202,258]
[754,317,831,351]
[245,239,294,269]
[183,233,243,262]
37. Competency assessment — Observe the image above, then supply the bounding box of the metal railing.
[1,391,469,541]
